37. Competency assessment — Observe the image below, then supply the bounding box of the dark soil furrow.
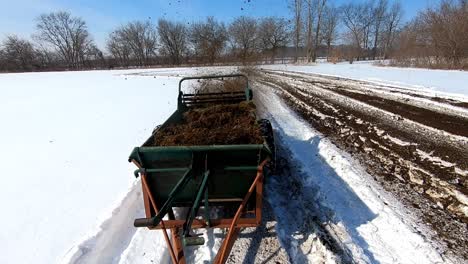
[320,87,468,137]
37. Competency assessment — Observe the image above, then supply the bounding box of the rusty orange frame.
[133,159,268,264]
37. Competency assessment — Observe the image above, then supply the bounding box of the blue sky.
[0,0,438,49]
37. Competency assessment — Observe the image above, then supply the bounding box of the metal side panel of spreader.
[129,144,270,207]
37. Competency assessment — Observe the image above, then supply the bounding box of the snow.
[416,149,456,168]
[118,227,171,264]
[0,68,198,264]
[384,134,412,146]
[415,149,468,178]
[263,62,468,99]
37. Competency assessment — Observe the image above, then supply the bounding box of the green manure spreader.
[128,74,275,264]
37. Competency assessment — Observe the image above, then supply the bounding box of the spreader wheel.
[258,119,276,173]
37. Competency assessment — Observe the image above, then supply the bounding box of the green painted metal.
[177,74,252,110]
[132,144,267,154]
[223,166,259,171]
[183,169,210,239]
[146,168,189,173]
[204,187,210,227]
[183,236,205,246]
[143,168,193,227]
[178,74,249,93]
[129,144,270,206]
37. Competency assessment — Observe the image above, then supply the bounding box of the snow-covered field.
[0,68,202,264]
[263,62,468,99]
[1,63,466,264]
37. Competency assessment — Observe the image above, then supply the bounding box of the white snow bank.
[263,62,468,99]
[63,181,144,263]
[118,227,171,264]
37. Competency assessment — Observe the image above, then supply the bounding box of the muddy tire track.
[256,72,468,261]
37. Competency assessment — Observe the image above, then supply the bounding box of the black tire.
[258,119,276,174]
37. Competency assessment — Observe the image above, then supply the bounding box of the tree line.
[0,0,466,72]
[393,0,468,69]
[290,0,403,63]
[0,12,291,72]
[290,0,467,69]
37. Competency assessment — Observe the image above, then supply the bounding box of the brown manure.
[153,101,264,146]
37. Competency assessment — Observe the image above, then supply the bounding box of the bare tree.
[312,0,327,62]
[122,21,157,65]
[34,42,61,69]
[321,4,339,61]
[0,35,38,71]
[158,19,188,65]
[304,0,314,62]
[361,2,374,57]
[0,48,4,71]
[35,11,94,68]
[381,1,402,59]
[371,0,388,60]
[229,16,258,63]
[83,43,104,68]
[341,3,363,61]
[189,17,228,64]
[303,0,327,62]
[393,0,467,69]
[258,17,290,63]
[341,2,373,61]
[422,0,468,67]
[290,0,303,62]
[107,31,131,66]
[107,21,157,66]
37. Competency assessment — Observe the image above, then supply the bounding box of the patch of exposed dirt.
[257,73,468,261]
[454,102,468,109]
[433,97,468,110]
[153,102,264,146]
[327,89,468,137]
